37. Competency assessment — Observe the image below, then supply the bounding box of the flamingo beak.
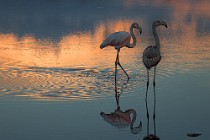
[138,26,142,34]
[140,28,142,34]
[161,21,168,28]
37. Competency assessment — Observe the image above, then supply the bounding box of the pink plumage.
[100,31,131,50]
[99,23,142,79]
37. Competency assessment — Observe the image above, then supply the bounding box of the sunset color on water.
[0,0,209,139]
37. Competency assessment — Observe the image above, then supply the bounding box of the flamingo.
[100,23,142,80]
[142,20,168,98]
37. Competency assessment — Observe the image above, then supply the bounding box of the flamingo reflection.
[100,23,142,80]
[143,20,168,100]
[100,76,142,134]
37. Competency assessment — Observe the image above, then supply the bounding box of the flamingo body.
[143,20,167,88]
[100,31,131,50]
[143,45,161,70]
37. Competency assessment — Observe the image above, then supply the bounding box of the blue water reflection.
[0,0,172,38]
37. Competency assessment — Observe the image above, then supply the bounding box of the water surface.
[0,0,210,139]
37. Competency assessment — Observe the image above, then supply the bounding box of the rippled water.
[0,0,210,140]
[1,22,209,100]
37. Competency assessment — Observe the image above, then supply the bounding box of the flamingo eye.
[135,23,139,28]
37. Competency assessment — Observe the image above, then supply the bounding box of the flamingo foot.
[153,81,156,86]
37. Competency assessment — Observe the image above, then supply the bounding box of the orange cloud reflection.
[1,1,210,100]
[0,20,138,70]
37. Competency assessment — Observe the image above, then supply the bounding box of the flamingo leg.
[114,66,120,108]
[153,82,157,135]
[115,50,120,84]
[153,66,156,86]
[153,66,156,122]
[147,69,149,86]
[145,69,149,101]
[118,61,130,79]
[115,49,130,79]
[145,94,149,136]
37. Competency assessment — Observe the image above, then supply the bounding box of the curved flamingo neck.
[126,109,136,129]
[152,25,160,51]
[127,25,137,48]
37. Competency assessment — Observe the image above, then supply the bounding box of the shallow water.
[0,0,210,139]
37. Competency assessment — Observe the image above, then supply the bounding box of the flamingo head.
[132,23,142,34]
[153,20,168,28]
[130,121,142,134]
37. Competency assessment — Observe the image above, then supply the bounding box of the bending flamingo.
[143,20,168,94]
[100,23,142,79]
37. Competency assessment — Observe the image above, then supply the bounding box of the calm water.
[0,0,210,139]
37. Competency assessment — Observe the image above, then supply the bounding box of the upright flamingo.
[143,20,168,98]
[100,23,142,80]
